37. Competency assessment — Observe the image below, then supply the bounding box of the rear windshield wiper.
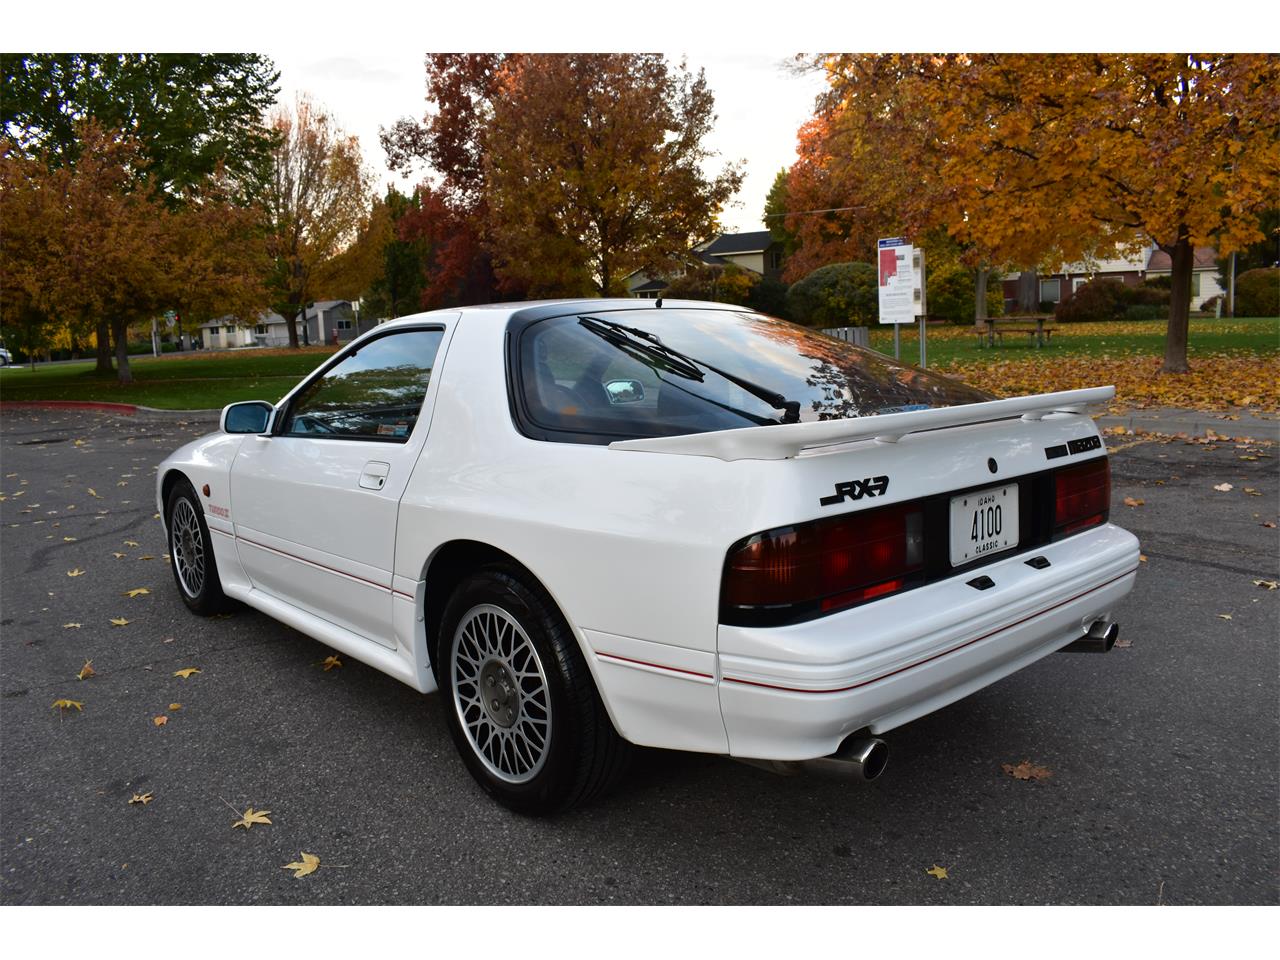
[578,316,801,424]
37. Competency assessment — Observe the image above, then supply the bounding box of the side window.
[281,329,445,440]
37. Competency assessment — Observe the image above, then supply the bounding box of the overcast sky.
[273,53,827,236]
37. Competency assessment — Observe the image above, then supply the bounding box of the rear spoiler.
[609,386,1114,461]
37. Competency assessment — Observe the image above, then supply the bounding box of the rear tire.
[438,563,630,815]
[166,478,230,615]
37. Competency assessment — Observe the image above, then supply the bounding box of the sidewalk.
[1091,405,1279,441]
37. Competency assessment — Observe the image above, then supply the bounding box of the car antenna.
[655,297,662,308]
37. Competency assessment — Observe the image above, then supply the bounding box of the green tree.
[1,53,279,202]
[763,168,798,257]
[358,186,429,320]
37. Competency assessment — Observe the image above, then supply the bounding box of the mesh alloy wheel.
[169,497,206,598]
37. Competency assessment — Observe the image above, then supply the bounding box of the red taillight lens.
[1054,457,1110,536]
[721,502,924,623]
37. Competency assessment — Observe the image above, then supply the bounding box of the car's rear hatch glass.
[515,308,993,443]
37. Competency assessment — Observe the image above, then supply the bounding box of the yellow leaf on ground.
[1217,614,1233,620]
[282,852,320,878]
[109,617,130,626]
[173,667,201,679]
[123,587,150,598]
[129,792,153,805]
[153,715,168,727]
[88,488,102,498]
[77,660,95,681]
[63,536,77,542]
[1213,483,1234,492]
[1122,497,1144,507]
[1253,579,1278,590]
[168,703,181,711]
[321,655,342,671]
[1139,554,1148,563]
[52,698,83,712]
[233,806,272,830]
[123,540,139,547]
[112,552,126,559]
[1243,488,1262,496]
[63,622,82,629]
[1002,760,1053,781]
[137,555,155,561]
[926,865,949,880]
[66,568,85,577]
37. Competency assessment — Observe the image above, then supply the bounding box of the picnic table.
[976,314,1057,349]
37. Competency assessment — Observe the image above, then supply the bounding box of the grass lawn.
[1,317,1276,412]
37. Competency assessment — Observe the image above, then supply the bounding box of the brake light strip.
[721,565,1139,695]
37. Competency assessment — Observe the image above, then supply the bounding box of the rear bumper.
[716,523,1140,760]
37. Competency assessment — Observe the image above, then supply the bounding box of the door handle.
[359,461,390,490]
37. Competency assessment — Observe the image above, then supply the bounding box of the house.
[197,301,376,350]
[1001,244,1223,312]
[624,230,787,298]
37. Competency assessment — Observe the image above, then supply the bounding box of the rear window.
[514,308,993,443]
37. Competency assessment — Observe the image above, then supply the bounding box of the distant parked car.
[0,344,12,365]
[156,299,1139,813]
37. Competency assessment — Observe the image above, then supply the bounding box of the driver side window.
[281,329,445,440]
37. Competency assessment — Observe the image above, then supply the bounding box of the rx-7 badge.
[820,475,889,506]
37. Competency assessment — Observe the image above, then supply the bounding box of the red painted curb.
[0,400,139,414]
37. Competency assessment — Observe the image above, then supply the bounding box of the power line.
[763,205,871,219]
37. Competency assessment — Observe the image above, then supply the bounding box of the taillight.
[1054,457,1110,537]
[721,501,924,626]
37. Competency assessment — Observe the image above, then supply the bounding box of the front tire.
[438,564,629,814]
[166,478,229,615]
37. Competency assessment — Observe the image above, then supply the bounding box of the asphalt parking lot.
[1,408,1276,905]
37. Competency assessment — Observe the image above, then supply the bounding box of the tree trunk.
[1161,232,1193,374]
[111,318,133,385]
[95,319,113,374]
[285,299,300,348]
[1017,270,1039,313]
[974,268,990,322]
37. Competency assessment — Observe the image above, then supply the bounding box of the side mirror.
[221,400,274,434]
[604,378,645,404]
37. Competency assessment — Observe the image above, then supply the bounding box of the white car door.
[229,323,450,646]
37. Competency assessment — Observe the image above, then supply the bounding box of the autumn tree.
[358,186,430,320]
[481,54,742,296]
[263,96,376,347]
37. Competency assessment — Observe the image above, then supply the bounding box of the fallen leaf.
[925,864,949,880]
[1123,497,1144,507]
[1254,579,1278,590]
[1139,554,1148,563]
[321,655,342,672]
[77,660,95,681]
[173,667,201,679]
[233,806,272,830]
[112,552,125,559]
[1002,760,1053,781]
[1114,637,1133,648]
[1213,483,1234,492]
[137,555,155,561]
[66,568,85,577]
[1243,488,1262,496]
[63,536,77,542]
[1217,614,1233,620]
[129,792,153,805]
[63,622,82,629]
[123,540,139,547]
[123,587,151,598]
[88,488,102,498]
[1263,521,1278,529]
[109,617,130,626]
[282,852,320,878]
[51,698,83,712]
[153,715,168,727]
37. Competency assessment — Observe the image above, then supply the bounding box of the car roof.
[378,298,749,332]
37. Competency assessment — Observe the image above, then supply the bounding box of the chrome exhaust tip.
[1059,618,1119,653]
[740,735,890,782]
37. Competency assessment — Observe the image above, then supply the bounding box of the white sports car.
[157,299,1139,813]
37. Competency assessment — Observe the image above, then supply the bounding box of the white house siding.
[721,251,766,274]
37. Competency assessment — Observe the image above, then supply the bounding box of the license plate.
[950,484,1018,566]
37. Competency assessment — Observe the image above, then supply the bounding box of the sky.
[273,52,828,236]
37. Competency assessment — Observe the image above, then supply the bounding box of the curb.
[0,400,221,421]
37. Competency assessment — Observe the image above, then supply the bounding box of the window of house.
[281,329,445,441]
[255,324,268,335]
[1190,273,1201,297]
[1039,279,1061,303]
[224,326,235,336]
[336,318,353,331]
[768,248,783,271]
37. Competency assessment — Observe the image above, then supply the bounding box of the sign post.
[878,237,928,364]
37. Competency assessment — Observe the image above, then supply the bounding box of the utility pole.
[1227,251,1236,317]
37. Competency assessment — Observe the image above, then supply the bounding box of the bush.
[1141,274,1172,290]
[786,262,878,327]
[664,263,756,305]
[746,275,790,320]
[1055,280,1128,322]
[927,266,1005,324]
[1124,304,1162,321]
[1234,268,1280,317]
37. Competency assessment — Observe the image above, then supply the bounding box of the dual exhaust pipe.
[742,618,1120,783]
[1059,618,1119,654]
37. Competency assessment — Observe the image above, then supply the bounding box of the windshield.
[516,308,993,442]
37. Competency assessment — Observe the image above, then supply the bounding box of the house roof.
[631,278,668,293]
[699,230,775,256]
[1146,246,1218,272]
